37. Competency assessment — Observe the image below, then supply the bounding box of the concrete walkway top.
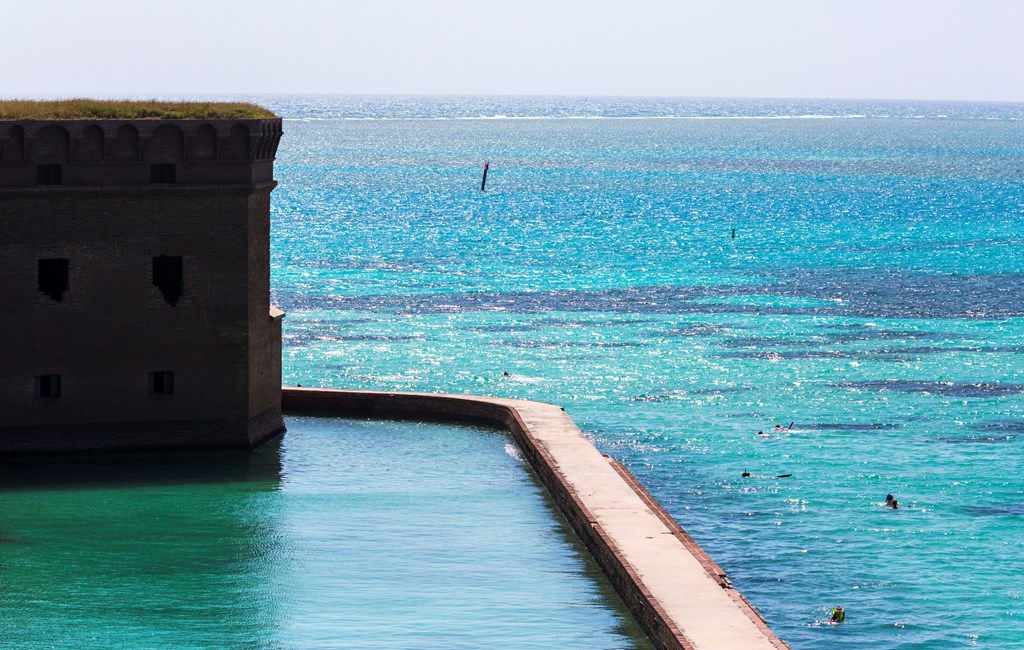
[282,387,789,650]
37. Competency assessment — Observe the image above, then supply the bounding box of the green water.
[0,418,649,649]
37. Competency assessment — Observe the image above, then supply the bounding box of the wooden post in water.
[481,161,489,191]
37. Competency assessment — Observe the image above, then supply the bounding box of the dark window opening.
[38,258,69,301]
[150,163,176,183]
[149,371,174,395]
[36,164,63,185]
[35,375,62,398]
[152,255,183,305]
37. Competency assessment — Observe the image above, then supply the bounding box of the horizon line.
[2,92,1024,106]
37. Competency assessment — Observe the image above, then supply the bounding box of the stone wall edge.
[280,386,789,650]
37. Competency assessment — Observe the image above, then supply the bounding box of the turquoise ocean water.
[261,95,1024,649]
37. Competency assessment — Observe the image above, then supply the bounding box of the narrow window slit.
[150,164,176,183]
[149,371,174,395]
[36,164,63,185]
[35,375,62,398]
[152,255,183,305]
[38,258,69,301]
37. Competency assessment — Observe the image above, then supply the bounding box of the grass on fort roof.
[0,99,277,120]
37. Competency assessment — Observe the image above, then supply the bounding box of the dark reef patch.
[972,420,1024,433]
[718,337,831,348]
[815,325,966,343]
[718,349,913,362]
[462,324,542,333]
[631,387,753,402]
[533,317,654,328]
[897,345,1024,355]
[491,340,642,349]
[662,323,749,338]
[719,345,1023,361]
[962,504,1024,517]
[801,423,901,431]
[274,269,1024,320]
[934,434,1020,445]
[830,380,1024,397]
[936,420,1024,444]
[329,334,423,342]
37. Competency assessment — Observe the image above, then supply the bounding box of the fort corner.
[0,100,285,453]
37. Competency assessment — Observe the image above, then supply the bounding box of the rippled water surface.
[0,418,648,649]
[259,95,1024,649]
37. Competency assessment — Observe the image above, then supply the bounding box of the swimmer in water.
[756,431,770,438]
[742,471,792,479]
[885,494,899,509]
[829,605,845,623]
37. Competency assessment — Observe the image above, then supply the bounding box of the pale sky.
[5,0,1024,101]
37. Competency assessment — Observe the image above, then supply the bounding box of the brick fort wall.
[0,117,285,453]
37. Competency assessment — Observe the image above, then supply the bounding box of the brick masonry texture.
[0,117,284,453]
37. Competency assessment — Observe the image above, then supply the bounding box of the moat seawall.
[282,387,790,650]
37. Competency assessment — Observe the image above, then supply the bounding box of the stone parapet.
[0,118,282,186]
[281,387,790,650]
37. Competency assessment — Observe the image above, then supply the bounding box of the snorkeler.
[742,471,792,478]
[829,605,845,623]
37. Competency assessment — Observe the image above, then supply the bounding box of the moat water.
[0,417,649,649]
